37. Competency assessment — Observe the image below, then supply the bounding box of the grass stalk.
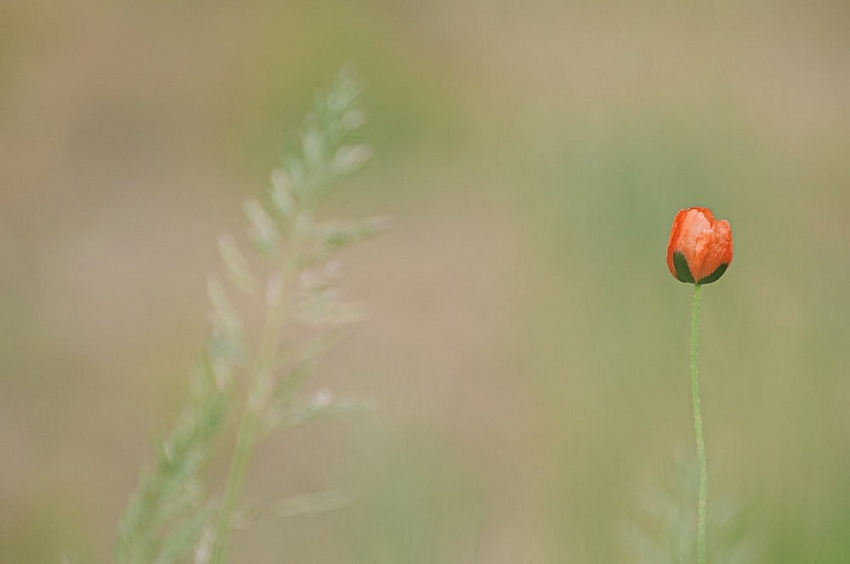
[117,69,376,563]
[208,261,296,563]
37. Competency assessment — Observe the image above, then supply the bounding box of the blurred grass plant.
[622,454,760,564]
[115,69,384,564]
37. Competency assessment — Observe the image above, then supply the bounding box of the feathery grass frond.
[116,68,381,564]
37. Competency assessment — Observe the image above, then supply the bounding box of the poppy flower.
[667,207,733,284]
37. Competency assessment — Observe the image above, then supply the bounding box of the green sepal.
[672,251,695,283]
[697,263,728,285]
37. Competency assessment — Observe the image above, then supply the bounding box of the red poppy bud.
[666,207,733,285]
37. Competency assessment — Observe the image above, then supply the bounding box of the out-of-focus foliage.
[116,69,379,564]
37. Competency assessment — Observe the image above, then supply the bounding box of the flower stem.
[690,283,707,564]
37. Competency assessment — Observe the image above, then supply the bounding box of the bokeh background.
[2,1,849,562]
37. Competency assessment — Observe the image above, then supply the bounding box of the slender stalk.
[690,283,707,564]
[209,258,297,564]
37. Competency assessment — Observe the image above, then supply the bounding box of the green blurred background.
[2,1,849,562]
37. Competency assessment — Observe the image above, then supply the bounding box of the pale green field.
[1,1,849,561]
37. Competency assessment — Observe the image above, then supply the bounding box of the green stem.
[690,283,707,564]
[209,260,296,563]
